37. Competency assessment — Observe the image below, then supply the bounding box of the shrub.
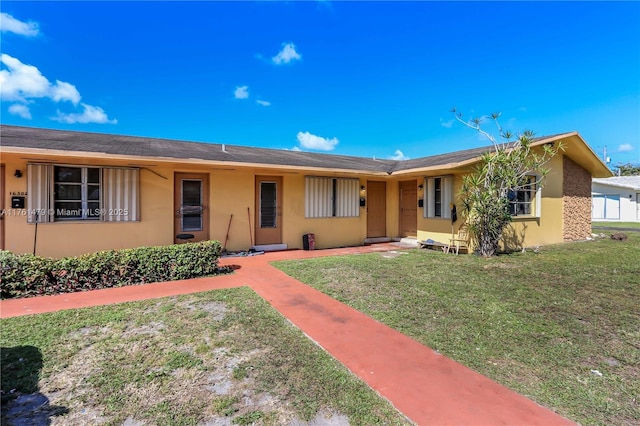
[0,240,224,299]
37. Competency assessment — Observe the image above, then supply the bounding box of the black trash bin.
[302,233,315,250]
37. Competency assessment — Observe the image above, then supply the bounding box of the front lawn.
[592,221,640,229]
[275,233,640,425]
[1,288,408,425]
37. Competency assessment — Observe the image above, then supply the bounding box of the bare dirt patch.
[3,291,377,426]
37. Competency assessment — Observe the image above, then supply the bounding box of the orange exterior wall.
[1,153,376,257]
[0,142,595,258]
[416,153,567,251]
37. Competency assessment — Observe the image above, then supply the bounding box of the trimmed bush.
[0,240,224,299]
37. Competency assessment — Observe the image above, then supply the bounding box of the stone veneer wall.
[563,156,592,241]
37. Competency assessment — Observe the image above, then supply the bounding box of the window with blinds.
[305,176,359,218]
[424,176,453,219]
[27,164,140,223]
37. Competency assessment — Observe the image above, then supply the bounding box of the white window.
[53,166,101,220]
[592,194,620,220]
[27,164,140,223]
[507,176,540,217]
[424,176,453,218]
[507,176,541,217]
[305,176,359,218]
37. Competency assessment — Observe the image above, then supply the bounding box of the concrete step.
[364,237,392,244]
[397,237,419,247]
[252,243,288,252]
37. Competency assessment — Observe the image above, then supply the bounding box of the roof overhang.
[0,126,613,178]
[2,146,390,177]
[392,132,613,178]
[592,178,640,191]
[553,132,613,178]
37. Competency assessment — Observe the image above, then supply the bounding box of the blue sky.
[1,1,639,166]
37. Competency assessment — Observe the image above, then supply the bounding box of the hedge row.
[0,240,225,299]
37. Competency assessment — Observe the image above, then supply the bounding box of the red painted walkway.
[1,243,574,425]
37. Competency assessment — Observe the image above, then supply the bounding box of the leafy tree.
[612,163,640,176]
[452,109,563,256]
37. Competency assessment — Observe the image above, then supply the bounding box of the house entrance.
[399,180,417,237]
[254,176,282,245]
[174,173,209,243]
[366,180,386,238]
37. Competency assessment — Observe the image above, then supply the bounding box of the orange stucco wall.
[0,143,589,258]
[1,153,377,257]
[415,152,568,251]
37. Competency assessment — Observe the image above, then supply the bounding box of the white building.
[592,176,640,222]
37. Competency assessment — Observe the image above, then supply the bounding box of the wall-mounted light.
[360,185,366,192]
[418,184,424,190]
[14,169,22,178]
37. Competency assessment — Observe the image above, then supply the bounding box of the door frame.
[399,180,417,237]
[254,175,283,246]
[366,180,387,238]
[173,172,209,243]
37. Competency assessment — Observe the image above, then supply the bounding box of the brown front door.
[399,180,417,237]
[367,180,386,238]
[0,165,4,250]
[174,173,209,243]
[255,176,282,245]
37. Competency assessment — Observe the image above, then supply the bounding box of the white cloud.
[52,80,81,104]
[234,85,249,99]
[290,146,302,152]
[0,13,39,37]
[0,54,116,124]
[1,54,54,102]
[8,103,31,119]
[618,143,634,152]
[0,54,80,104]
[256,99,271,107]
[440,118,454,128]
[272,42,301,65]
[296,131,338,151]
[53,103,117,124]
[389,150,409,161]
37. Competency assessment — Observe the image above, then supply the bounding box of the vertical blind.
[305,176,359,218]
[335,178,359,217]
[27,164,54,223]
[425,175,453,219]
[102,167,139,222]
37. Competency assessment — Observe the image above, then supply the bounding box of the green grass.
[592,221,640,229]
[1,288,408,425]
[274,233,640,426]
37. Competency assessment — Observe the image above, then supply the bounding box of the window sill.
[511,215,540,221]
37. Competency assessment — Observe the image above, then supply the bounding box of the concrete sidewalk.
[1,243,574,425]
